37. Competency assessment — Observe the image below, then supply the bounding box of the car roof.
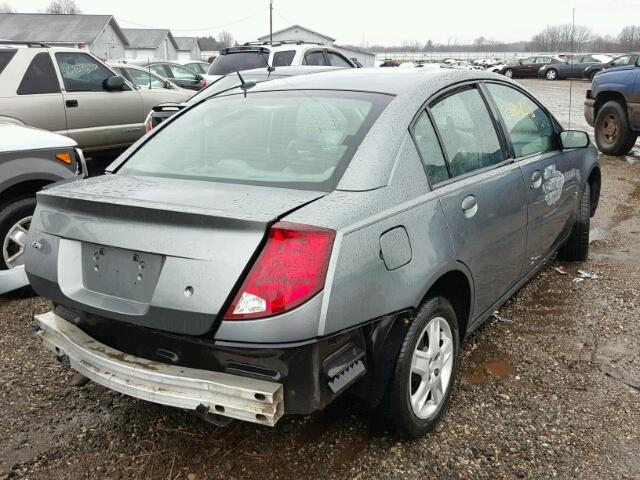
[246,67,506,97]
[239,65,343,76]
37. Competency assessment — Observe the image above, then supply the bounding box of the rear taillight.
[224,222,336,320]
[144,111,154,133]
[200,79,208,89]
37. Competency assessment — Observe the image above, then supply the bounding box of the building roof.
[0,13,128,45]
[334,44,376,57]
[174,36,199,52]
[123,28,178,50]
[258,24,335,43]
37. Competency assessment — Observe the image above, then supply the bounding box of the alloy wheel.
[409,316,454,419]
[546,69,557,80]
[3,216,31,269]
[504,69,513,78]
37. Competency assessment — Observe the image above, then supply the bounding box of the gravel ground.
[1,79,639,480]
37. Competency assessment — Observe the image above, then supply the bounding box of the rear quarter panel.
[287,134,459,337]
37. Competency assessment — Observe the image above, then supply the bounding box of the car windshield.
[120,90,391,191]
[208,51,269,75]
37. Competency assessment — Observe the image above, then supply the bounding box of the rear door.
[516,57,537,76]
[1,51,67,134]
[426,85,528,317]
[485,82,577,273]
[55,52,144,150]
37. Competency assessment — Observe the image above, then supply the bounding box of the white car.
[201,42,356,85]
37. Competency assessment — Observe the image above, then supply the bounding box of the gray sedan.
[26,69,600,437]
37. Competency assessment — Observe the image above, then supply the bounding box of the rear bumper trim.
[34,311,284,426]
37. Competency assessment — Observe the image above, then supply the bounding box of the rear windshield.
[208,51,269,75]
[120,90,391,191]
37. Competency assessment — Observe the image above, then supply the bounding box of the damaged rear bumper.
[34,311,284,426]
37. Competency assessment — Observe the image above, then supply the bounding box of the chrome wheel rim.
[546,70,556,80]
[3,216,31,269]
[409,316,454,420]
[505,69,513,78]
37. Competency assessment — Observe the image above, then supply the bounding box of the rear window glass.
[120,90,391,191]
[17,52,59,95]
[208,51,269,75]
[0,50,16,75]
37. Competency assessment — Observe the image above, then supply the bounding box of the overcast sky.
[12,0,640,46]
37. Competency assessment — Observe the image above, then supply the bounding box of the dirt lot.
[1,79,639,480]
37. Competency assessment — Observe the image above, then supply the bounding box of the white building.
[123,28,178,61]
[258,24,375,67]
[175,37,202,61]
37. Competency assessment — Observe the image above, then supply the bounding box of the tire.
[558,183,590,262]
[594,100,638,155]
[589,70,599,82]
[0,196,36,270]
[504,68,514,78]
[379,297,460,438]
[545,68,558,80]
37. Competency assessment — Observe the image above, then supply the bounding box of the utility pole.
[269,0,273,44]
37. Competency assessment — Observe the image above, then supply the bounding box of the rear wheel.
[379,297,459,437]
[504,68,514,78]
[545,68,558,80]
[0,197,36,270]
[594,100,638,155]
[558,183,590,261]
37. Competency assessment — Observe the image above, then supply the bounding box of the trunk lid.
[26,174,326,335]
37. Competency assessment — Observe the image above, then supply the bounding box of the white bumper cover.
[34,311,284,426]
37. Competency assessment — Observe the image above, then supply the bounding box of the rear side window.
[273,50,295,67]
[303,51,326,66]
[412,112,449,185]
[327,52,352,67]
[17,52,60,95]
[0,50,16,76]
[430,88,504,178]
[208,52,269,75]
[56,52,113,92]
[487,83,557,158]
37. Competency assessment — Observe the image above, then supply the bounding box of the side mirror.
[103,75,125,91]
[164,81,173,89]
[560,130,590,149]
[518,60,523,65]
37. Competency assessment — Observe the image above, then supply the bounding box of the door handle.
[65,99,79,108]
[531,170,542,189]
[461,195,478,218]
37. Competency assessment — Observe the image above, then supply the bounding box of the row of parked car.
[490,53,640,81]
